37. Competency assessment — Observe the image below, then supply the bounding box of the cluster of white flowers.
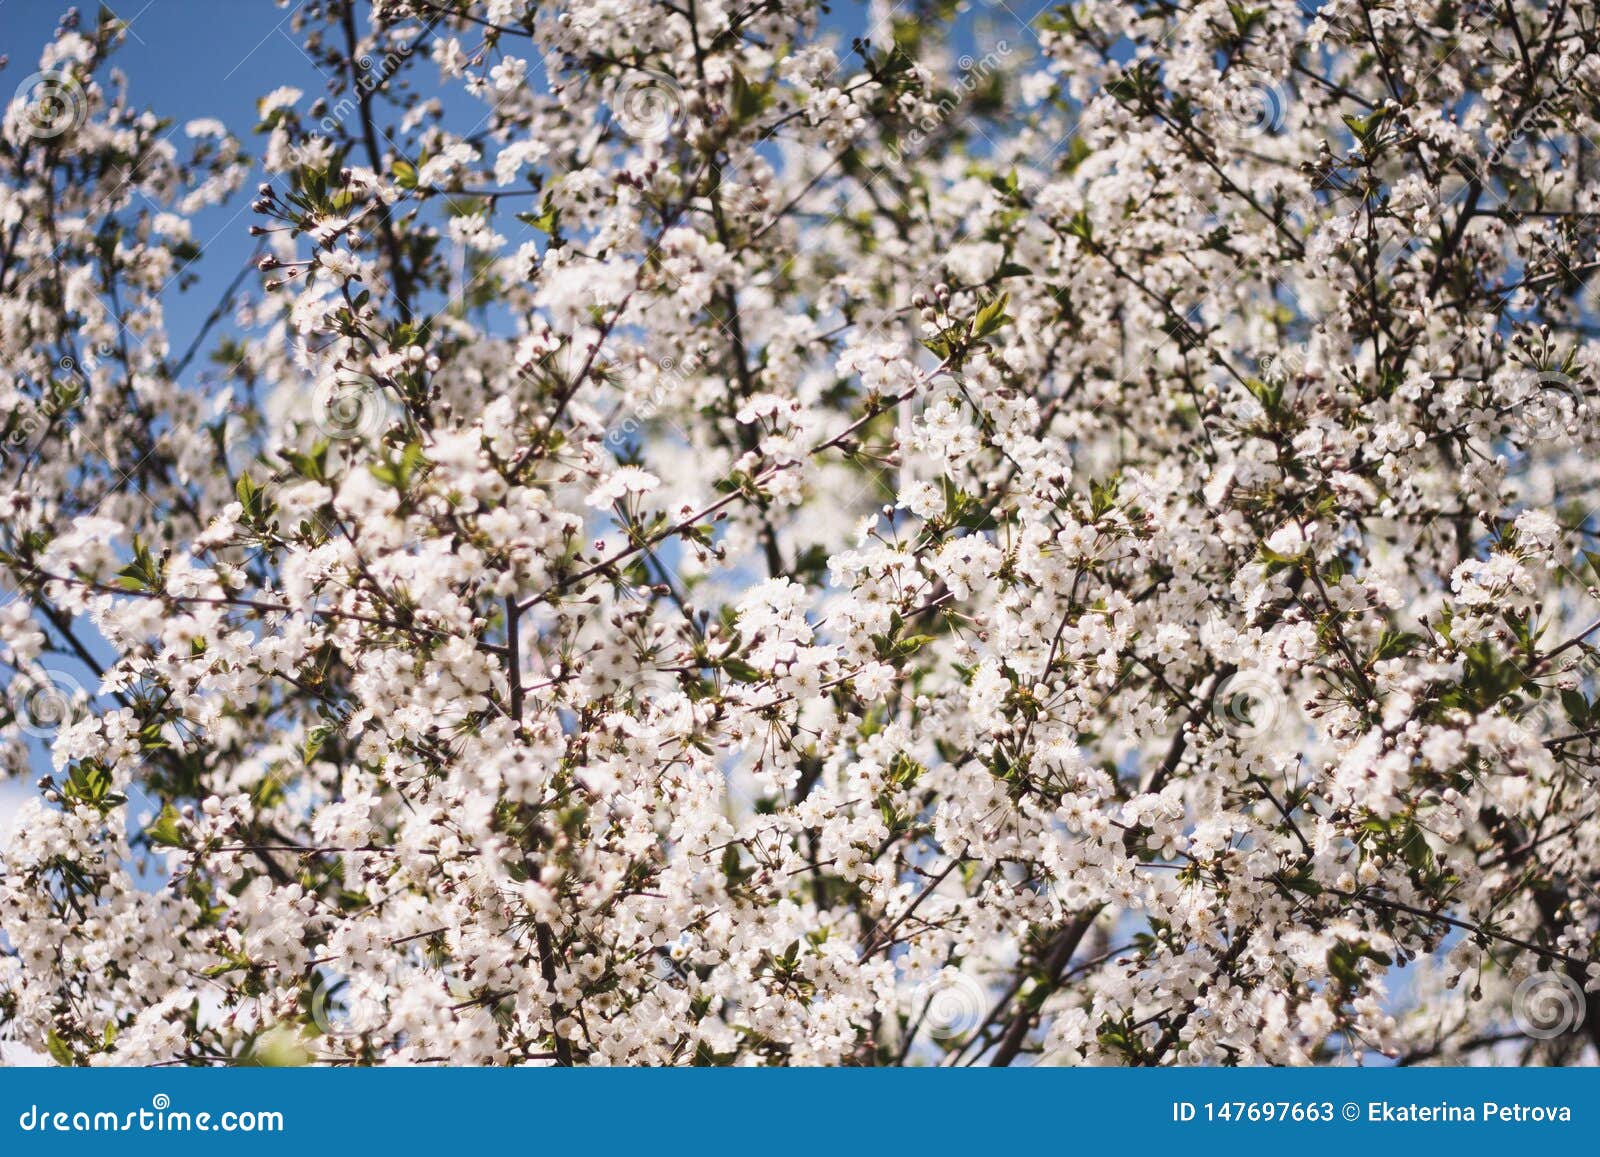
[2,0,1599,1068]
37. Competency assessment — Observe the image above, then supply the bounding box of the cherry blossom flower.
[1,0,1598,1071]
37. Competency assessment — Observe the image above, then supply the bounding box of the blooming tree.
[3,0,1600,1067]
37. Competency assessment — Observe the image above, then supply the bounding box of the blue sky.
[0,6,329,1025]
[9,3,588,356]
[4,1,342,354]
[1,0,1048,351]
[0,0,1044,831]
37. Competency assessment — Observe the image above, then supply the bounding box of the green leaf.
[970,292,1012,340]
[233,471,275,527]
[116,536,163,593]
[303,723,333,765]
[1064,209,1094,244]
[281,441,330,482]
[920,323,965,363]
[1372,629,1422,662]
[892,634,937,659]
[144,803,186,848]
[887,753,924,788]
[45,1029,74,1067]
[1342,108,1390,145]
[1401,821,1435,875]
[1326,943,1362,987]
[370,442,428,490]
[729,69,771,120]
[721,658,762,683]
[1227,4,1266,34]
[1089,474,1121,518]
[1561,689,1591,729]
[1245,375,1284,415]
[516,200,560,236]
[63,759,116,811]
